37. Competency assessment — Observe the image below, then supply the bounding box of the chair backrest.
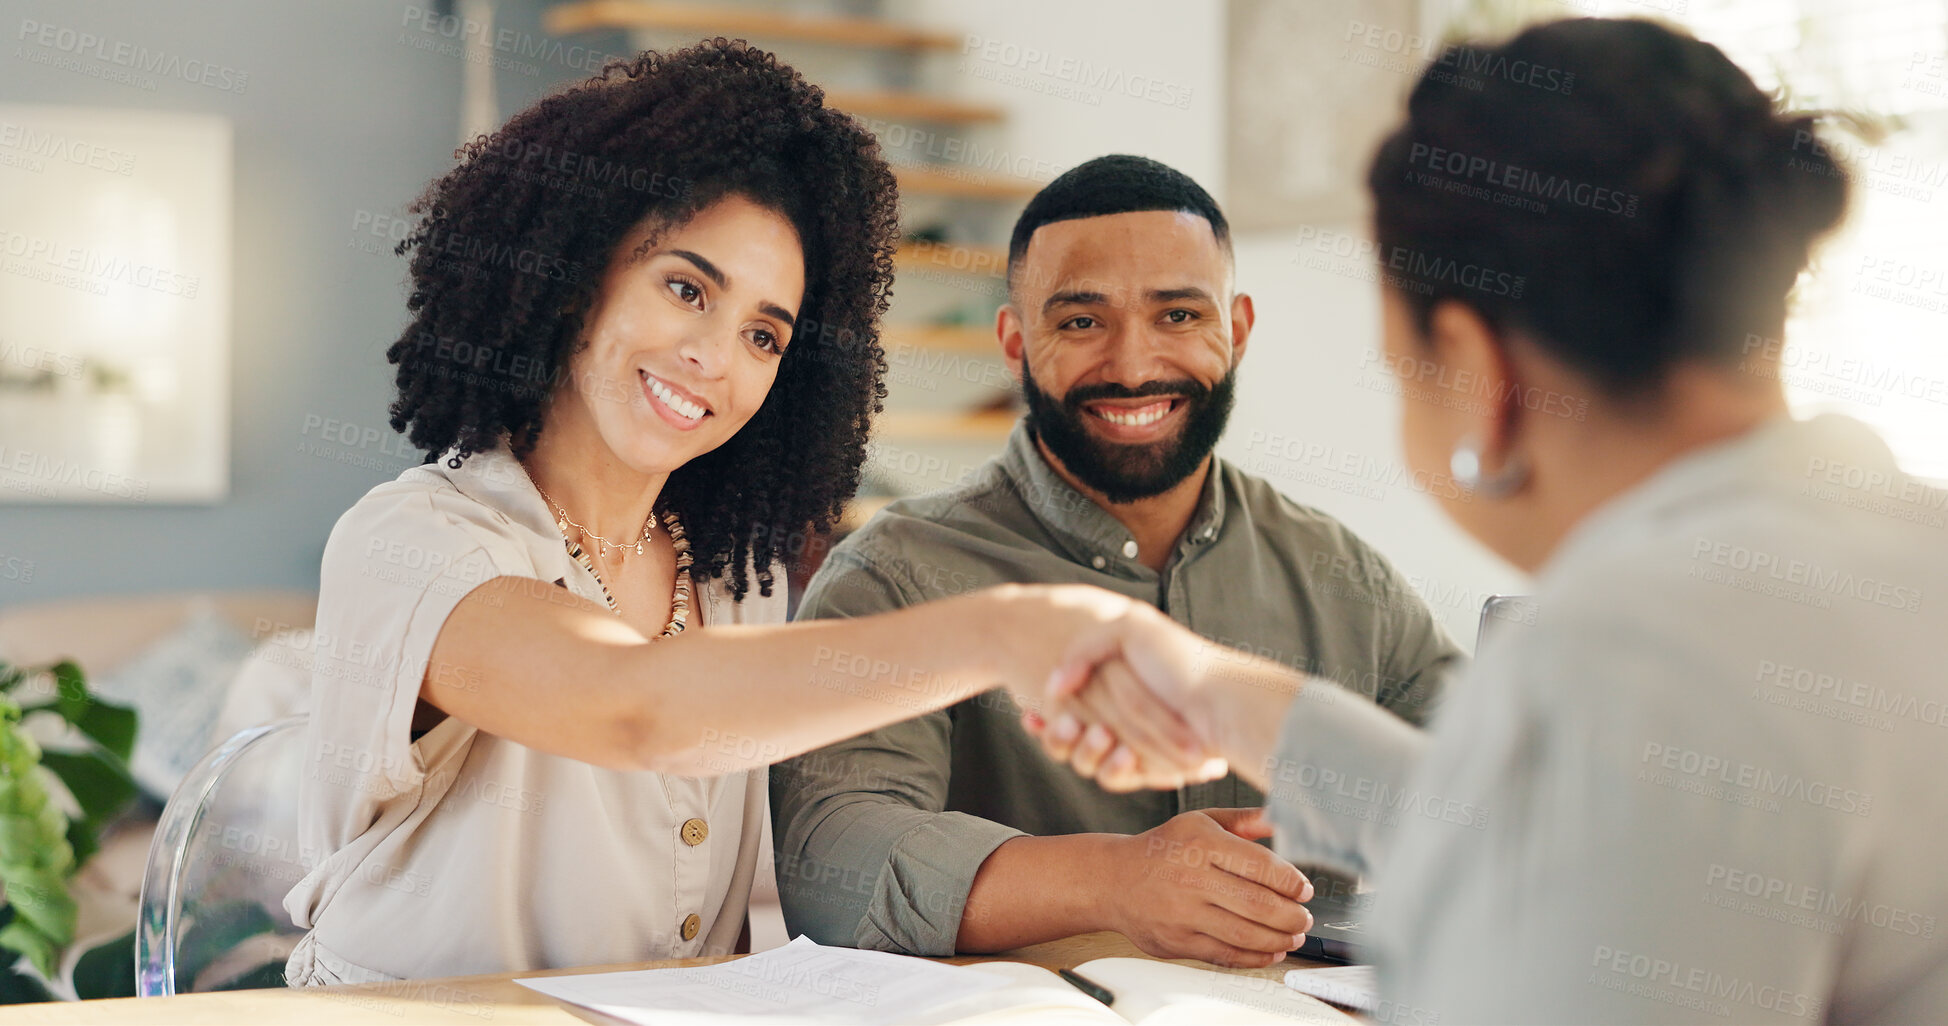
[1476,594,1536,650]
[135,715,309,996]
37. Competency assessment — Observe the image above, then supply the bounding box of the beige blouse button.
[1121,539,1139,558]
[681,817,709,846]
[681,913,701,941]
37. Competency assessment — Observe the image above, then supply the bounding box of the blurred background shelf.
[875,409,1016,442]
[893,165,1042,201]
[827,91,1005,124]
[882,324,995,353]
[544,1,960,51]
[894,241,1009,278]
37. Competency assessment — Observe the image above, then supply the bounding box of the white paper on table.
[516,936,1018,1025]
[1282,965,1377,1012]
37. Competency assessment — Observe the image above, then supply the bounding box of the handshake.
[994,583,1309,795]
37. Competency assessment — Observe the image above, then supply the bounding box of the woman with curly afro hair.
[283,39,1204,986]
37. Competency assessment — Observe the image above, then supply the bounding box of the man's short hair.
[1006,154,1231,293]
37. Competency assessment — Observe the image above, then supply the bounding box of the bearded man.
[772,155,1461,967]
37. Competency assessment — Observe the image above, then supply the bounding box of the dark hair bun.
[1758,113,1850,245]
[1368,17,1849,394]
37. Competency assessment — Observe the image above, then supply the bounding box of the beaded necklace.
[561,512,692,637]
[534,482,692,637]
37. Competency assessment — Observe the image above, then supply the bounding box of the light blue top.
[1266,415,1948,1024]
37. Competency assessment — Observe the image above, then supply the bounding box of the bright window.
[1648,0,1948,480]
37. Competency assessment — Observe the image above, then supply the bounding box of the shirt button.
[1121,540,1138,558]
[1090,555,1107,570]
[681,913,701,941]
[681,818,709,846]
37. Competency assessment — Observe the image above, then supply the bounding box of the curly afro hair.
[386,38,899,600]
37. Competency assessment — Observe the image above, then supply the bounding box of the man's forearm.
[956,834,1124,951]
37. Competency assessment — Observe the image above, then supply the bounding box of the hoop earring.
[1450,434,1529,499]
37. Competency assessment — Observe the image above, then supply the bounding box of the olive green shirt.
[771,422,1463,954]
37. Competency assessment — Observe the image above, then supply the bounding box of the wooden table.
[2,933,1336,1024]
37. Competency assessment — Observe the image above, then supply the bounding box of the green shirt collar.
[996,418,1227,575]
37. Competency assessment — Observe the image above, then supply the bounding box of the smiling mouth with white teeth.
[642,371,711,422]
[1087,398,1179,428]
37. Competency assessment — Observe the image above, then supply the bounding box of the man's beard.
[1020,362,1236,505]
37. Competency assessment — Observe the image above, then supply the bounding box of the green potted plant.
[0,658,139,1002]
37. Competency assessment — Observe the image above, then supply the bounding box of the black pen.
[1058,967,1115,1006]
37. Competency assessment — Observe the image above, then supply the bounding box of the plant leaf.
[0,814,42,854]
[36,749,138,832]
[0,866,75,942]
[17,672,138,766]
[68,700,137,766]
[48,663,88,724]
[0,915,62,978]
[64,818,98,868]
[0,959,55,1003]
[70,928,137,1000]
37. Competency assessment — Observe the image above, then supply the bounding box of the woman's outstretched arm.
[419,576,1212,777]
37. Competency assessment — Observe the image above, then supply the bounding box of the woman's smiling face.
[559,193,806,475]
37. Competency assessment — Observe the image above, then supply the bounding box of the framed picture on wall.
[0,104,231,504]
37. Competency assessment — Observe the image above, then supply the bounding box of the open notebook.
[517,937,1357,1025]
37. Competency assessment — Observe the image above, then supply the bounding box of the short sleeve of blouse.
[301,474,536,848]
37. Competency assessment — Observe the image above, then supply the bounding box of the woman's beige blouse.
[283,446,784,985]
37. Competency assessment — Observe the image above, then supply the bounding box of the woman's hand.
[1024,604,1306,792]
[1024,602,1222,790]
[982,584,1224,787]
[1026,656,1229,791]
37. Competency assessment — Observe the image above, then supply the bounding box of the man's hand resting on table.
[1106,808,1314,968]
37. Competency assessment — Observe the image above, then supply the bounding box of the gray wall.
[0,1,616,605]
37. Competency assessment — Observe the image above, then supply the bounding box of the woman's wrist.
[933,585,1036,695]
[1204,660,1306,789]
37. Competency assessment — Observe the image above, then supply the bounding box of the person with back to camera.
[284,39,1210,986]
[1034,17,1948,1024]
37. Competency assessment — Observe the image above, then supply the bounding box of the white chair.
[134,715,308,996]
